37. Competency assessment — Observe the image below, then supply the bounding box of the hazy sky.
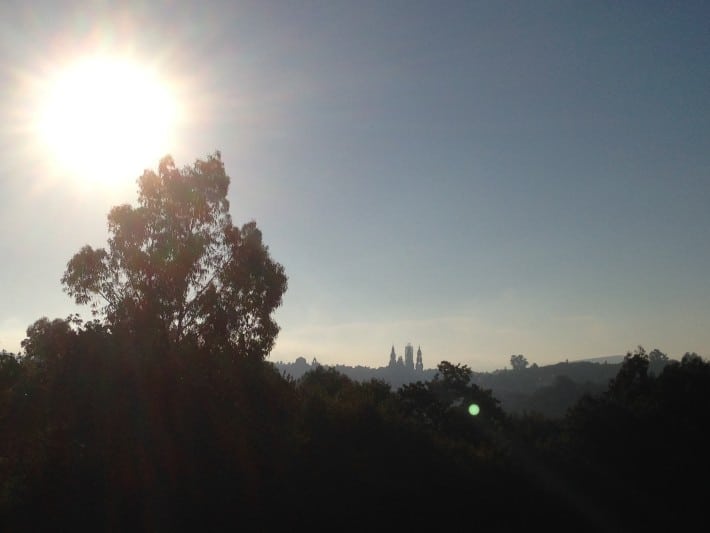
[1,1,708,371]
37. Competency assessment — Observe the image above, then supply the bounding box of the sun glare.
[36,56,178,187]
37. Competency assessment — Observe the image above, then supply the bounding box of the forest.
[1,154,708,531]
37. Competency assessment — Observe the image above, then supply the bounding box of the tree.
[0,349,20,390]
[433,360,473,401]
[510,354,529,371]
[608,346,649,401]
[397,361,506,436]
[648,348,669,375]
[681,351,703,365]
[61,152,287,358]
[21,316,75,362]
[648,348,668,365]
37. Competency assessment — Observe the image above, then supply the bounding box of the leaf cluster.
[60,152,287,359]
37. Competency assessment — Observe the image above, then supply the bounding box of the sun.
[36,55,178,186]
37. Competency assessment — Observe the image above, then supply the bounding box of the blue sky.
[1,1,708,371]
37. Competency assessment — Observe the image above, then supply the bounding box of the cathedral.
[388,343,424,372]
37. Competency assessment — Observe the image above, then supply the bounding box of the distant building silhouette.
[404,343,414,371]
[388,344,424,373]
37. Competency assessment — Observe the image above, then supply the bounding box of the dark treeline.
[2,338,709,531]
[2,153,708,531]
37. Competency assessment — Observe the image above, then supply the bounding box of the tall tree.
[608,346,649,401]
[61,152,287,358]
[510,354,529,371]
[648,347,669,375]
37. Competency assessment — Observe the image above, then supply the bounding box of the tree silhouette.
[608,345,650,401]
[510,353,529,371]
[20,316,74,362]
[648,347,669,375]
[397,361,507,449]
[0,349,20,390]
[61,152,287,358]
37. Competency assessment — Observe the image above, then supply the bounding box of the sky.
[1,1,708,372]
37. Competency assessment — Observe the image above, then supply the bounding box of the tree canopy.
[60,152,287,358]
[510,353,529,371]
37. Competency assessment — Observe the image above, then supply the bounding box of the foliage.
[648,347,669,375]
[510,353,529,371]
[61,152,287,359]
[0,350,21,389]
[607,345,650,401]
[20,317,74,362]
[397,361,508,453]
[4,328,709,530]
[2,322,300,530]
[555,348,710,530]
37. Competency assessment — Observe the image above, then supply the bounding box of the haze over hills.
[270,351,638,419]
[272,347,691,419]
[577,354,626,364]
[271,351,628,377]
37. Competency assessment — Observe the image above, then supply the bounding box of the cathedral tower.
[415,346,423,372]
[404,343,414,371]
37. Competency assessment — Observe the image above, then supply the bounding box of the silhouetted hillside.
[473,360,625,416]
[273,356,626,418]
[578,354,626,364]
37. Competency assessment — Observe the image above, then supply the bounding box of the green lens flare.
[468,403,480,416]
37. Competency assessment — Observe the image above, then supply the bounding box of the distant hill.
[577,354,626,364]
[272,355,625,385]
[270,355,639,418]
